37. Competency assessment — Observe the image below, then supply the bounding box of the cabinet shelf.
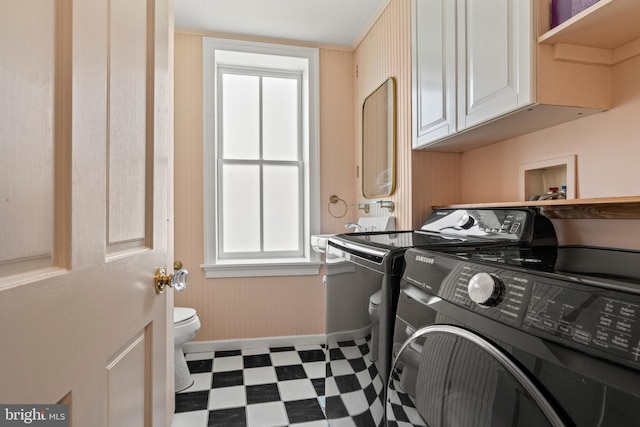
[435,196,640,219]
[538,0,640,50]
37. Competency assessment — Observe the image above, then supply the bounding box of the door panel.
[458,0,532,129]
[0,0,55,277]
[108,0,149,249]
[0,0,173,426]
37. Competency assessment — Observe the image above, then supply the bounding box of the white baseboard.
[182,333,326,354]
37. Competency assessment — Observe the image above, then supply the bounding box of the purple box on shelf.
[551,0,601,28]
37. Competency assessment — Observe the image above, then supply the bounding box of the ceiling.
[174,0,391,49]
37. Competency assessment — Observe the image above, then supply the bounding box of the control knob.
[468,272,502,306]
[456,213,475,230]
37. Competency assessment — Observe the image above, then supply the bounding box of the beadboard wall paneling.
[353,0,461,229]
[174,33,358,341]
[319,49,358,231]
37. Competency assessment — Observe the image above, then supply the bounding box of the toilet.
[174,307,201,392]
[368,289,382,362]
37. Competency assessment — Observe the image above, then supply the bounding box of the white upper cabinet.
[411,0,456,146]
[412,0,613,152]
[413,0,534,150]
[457,0,533,129]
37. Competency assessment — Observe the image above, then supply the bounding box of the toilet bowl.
[174,307,201,392]
[368,289,382,362]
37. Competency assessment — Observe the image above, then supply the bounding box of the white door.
[457,0,534,129]
[411,0,457,149]
[0,0,174,426]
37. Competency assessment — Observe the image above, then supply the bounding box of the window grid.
[217,68,304,260]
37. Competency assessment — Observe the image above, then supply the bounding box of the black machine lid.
[328,207,558,255]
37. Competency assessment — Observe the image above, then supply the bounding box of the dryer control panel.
[402,247,640,369]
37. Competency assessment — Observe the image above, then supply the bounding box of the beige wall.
[174,33,359,341]
[460,55,640,250]
[353,0,461,230]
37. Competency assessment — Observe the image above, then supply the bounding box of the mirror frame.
[362,77,396,199]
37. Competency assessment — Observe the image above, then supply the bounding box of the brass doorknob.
[154,262,189,294]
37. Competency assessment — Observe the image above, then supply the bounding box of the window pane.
[263,77,298,161]
[263,165,300,252]
[222,74,259,160]
[221,164,260,253]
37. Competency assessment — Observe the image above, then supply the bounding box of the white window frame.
[201,37,321,278]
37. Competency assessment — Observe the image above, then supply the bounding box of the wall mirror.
[362,77,396,198]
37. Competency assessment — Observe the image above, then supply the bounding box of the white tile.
[185,351,214,361]
[242,347,270,356]
[303,361,325,379]
[243,366,277,385]
[341,390,370,416]
[329,359,353,376]
[213,355,243,372]
[356,369,375,389]
[270,351,302,366]
[246,401,288,427]
[293,421,330,427]
[181,372,212,392]
[171,410,208,427]
[340,346,364,359]
[278,379,317,401]
[296,344,323,351]
[208,385,246,410]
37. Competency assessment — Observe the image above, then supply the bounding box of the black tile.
[326,362,333,378]
[348,357,367,373]
[284,398,326,423]
[215,350,241,357]
[208,407,247,427]
[275,365,307,381]
[334,374,361,393]
[298,349,325,363]
[175,390,209,413]
[367,362,379,379]
[270,346,295,352]
[390,402,410,423]
[353,409,377,427]
[212,370,244,388]
[398,391,415,408]
[338,340,356,347]
[329,347,346,361]
[311,378,325,396]
[246,383,281,404]
[325,395,349,419]
[358,342,370,356]
[243,354,272,368]
[187,358,212,374]
[364,382,378,405]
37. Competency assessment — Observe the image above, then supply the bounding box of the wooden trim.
[434,196,640,219]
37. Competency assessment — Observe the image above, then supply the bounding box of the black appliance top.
[326,208,557,272]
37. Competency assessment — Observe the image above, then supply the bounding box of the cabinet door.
[457,0,534,130]
[411,0,457,149]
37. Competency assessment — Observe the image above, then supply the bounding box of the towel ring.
[328,195,348,218]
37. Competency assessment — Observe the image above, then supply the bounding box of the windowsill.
[201,259,323,278]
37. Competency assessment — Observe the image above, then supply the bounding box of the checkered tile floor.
[385,370,426,427]
[172,337,384,427]
[325,337,384,426]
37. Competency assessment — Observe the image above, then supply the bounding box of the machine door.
[386,325,565,427]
